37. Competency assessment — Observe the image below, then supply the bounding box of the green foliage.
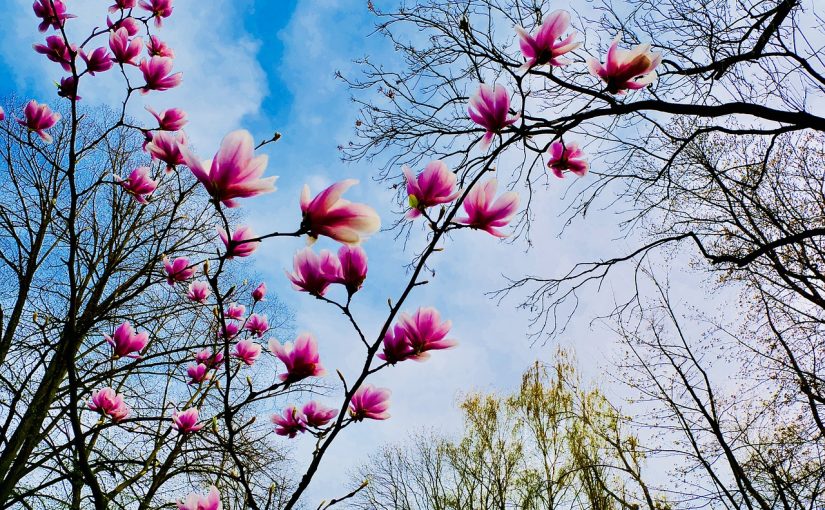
[353,350,660,510]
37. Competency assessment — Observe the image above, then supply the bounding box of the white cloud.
[0,0,268,149]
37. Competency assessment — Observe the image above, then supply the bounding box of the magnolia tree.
[0,0,518,508]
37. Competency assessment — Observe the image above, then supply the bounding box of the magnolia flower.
[244,314,269,337]
[403,160,459,219]
[145,131,186,171]
[17,100,60,143]
[57,76,81,102]
[106,16,140,36]
[0,107,4,121]
[300,180,380,244]
[217,321,240,340]
[139,0,174,28]
[88,387,130,422]
[186,363,210,385]
[186,281,211,303]
[109,0,137,12]
[177,486,221,510]
[337,245,367,295]
[81,47,114,75]
[302,401,337,428]
[33,0,75,32]
[456,178,519,238]
[251,282,266,302]
[224,303,245,321]
[272,406,306,438]
[468,83,520,150]
[194,348,223,368]
[146,35,174,58]
[163,256,195,285]
[397,307,456,360]
[232,339,262,366]
[269,333,325,383]
[286,248,342,296]
[181,130,276,207]
[104,321,149,359]
[109,28,142,66]
[515,10,579,69]
[218,226,259,259]
[139,56,182,94]
[171,408,203,433]
[115,166,157,204]
[33,35,74,71]
[547,141,588,178]
[587,37,662,94]
[349,384,391,421]
[378,324,414,364]
[145,106,186,130]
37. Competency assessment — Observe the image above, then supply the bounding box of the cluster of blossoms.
[464,9,659,185]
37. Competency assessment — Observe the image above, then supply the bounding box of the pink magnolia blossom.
[33,35,74,71]
[515,10,579,69]
[172,408,203,434]
[109,0,137,12]
[232,339,262,366]
[186,281,211,303]
[251,282,266,302]
[109,28,142,66]
[81,47,114,75]
[147,35,174,58]
[104,321,149,359]
[456,178,519,238]
[467,83,520,150]
[218,226,259,259]
[139,0,173,27]
[17,100,60,143]
[139,56,182,94]
[224,303,245,321]
[163,256,195,285]
[302,401,337,428]
[194,348,223,368]
[88,387,130,422]
[32,0,75,32]
[403,160,459,219]
[269,333,325,383]
[218,321,240,339]
[349,384,391,421]
[57,76,81,102]
[181,130,276,207]
[107,16,140,36]
[397,307,456,360]
[547,141,588,178]
[300,180,380,244]
[377,324,414,364]
[286,248,342,297]
[244,314,268,337]
[0,107,4,121]
[145,131,186,171]
[115,166,157,204]
[587,37,662,94]
[186,363,210,385]
[337,245,367,295]
[177,486,221,510]
[145,105,186,131]
[272,406,306,438]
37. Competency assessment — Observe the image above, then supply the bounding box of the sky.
[0,0,731,505]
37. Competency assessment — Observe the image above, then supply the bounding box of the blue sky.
[0,0,725,504]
